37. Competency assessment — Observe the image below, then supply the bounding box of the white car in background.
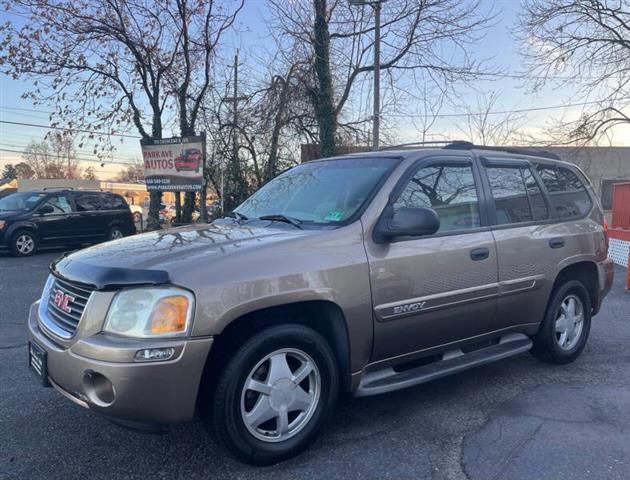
[129,204,143,223]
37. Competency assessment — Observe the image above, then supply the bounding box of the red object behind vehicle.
[611,182,630,229]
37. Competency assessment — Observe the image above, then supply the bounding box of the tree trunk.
[312,0,337,158]
[145,111,163,231]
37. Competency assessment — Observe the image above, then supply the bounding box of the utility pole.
[223,50,247,211]
[349,0,385,150]
[373,1,381,151]
[232,51,239,172]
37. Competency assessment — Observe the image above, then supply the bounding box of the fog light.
[134,347,176,362]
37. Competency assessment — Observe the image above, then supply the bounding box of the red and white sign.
[140,135,205,192]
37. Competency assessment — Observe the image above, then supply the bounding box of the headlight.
[0,220,6,230]
[104,287,194,338]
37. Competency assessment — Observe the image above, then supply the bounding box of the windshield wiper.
[258,214,303,229]
[225,211,248,221]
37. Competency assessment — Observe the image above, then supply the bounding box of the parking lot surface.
[1,249,629,480]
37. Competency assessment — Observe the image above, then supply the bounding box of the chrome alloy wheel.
[16,234,35,255]
[240,348,321,443]
[555,294,585,350]
[110,228,124,239]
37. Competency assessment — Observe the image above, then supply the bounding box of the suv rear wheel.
[107,226,124,241]
[531,280,592,364]
[10,230,38,257]
[209,324,339,465]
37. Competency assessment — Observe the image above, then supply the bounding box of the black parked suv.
[0,190,136,256]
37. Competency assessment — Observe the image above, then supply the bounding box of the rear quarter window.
[536,165,593,219]
[101,193,127,210]
[74,193,102,211]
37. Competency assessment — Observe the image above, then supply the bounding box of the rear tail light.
[602,216,609,251]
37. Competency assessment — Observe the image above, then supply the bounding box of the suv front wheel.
[209,324,339,465]
[531,280,592,364]
[10,230,38,257]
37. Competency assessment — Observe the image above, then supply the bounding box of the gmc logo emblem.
[53,290,75,313]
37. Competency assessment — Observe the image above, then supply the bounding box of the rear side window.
[40,194,72,214]
[536,165,592,219]
[74,193,102,211]
[101,193,126,210]
[486,166,549,225]
[394,163,481,232]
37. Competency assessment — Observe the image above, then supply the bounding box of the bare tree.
[456,92,527,145]
[268,0,493,156]
[21,134,81,179]
[83,166,97,180]
[166,0,244,222]
[116,161,145,183]
[517,0,630,144]
[1,0,184,229]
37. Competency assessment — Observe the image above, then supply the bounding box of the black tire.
[208,324,339,465]
[10,229,38,257]
[531,280,592,364]
[107,226,125,241]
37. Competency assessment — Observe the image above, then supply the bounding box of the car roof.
[28,189,113,195]
[328,142,573,166]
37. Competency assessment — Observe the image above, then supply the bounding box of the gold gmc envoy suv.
[28,143,614,464]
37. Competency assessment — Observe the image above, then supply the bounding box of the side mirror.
[375,206,440,242]
[38,205,54,215]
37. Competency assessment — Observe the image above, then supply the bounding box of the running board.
[354,334,532,397]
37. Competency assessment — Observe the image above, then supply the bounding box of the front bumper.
[28,301,213,424]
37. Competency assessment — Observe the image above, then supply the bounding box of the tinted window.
[74,193,102,211]
[0,192,46,212]
[40,194,72,214]
[536,165,592,219]
[101,193,126,210]
[394,164,481,232]
[487,167,549,225]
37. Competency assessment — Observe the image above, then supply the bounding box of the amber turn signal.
[149,296,189,334]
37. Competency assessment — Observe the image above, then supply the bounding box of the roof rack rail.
[42,187,75,191]
[443,142,561,160]
[378,140,561,160]
[379,140,473,151]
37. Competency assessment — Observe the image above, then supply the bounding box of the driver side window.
[40,195,72,214]
[394,164,481,233]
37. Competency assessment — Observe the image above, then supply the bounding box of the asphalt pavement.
[1,248,629,480]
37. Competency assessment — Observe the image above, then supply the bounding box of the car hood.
[0,210,22,220]
[52,222,310,289]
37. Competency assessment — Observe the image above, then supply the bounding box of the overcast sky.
[1,1,628,180]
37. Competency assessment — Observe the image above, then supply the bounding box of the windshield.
[235,157,398,225]
[0,192,46,212]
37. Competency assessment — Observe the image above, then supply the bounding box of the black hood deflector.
[51,253,170,290]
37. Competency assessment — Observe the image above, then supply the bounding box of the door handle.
[549,237,566,249]
[470,247,490,261]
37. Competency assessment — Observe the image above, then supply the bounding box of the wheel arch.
[196,300,352,412]
[6,221,39,241]
[550,260,599,314]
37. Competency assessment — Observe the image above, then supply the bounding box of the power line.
[0,147,140,166]
[0,120,142,139]
[387,98,630,119]
[0,140,139,161]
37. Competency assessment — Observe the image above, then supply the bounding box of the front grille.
[46,277,95,336]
